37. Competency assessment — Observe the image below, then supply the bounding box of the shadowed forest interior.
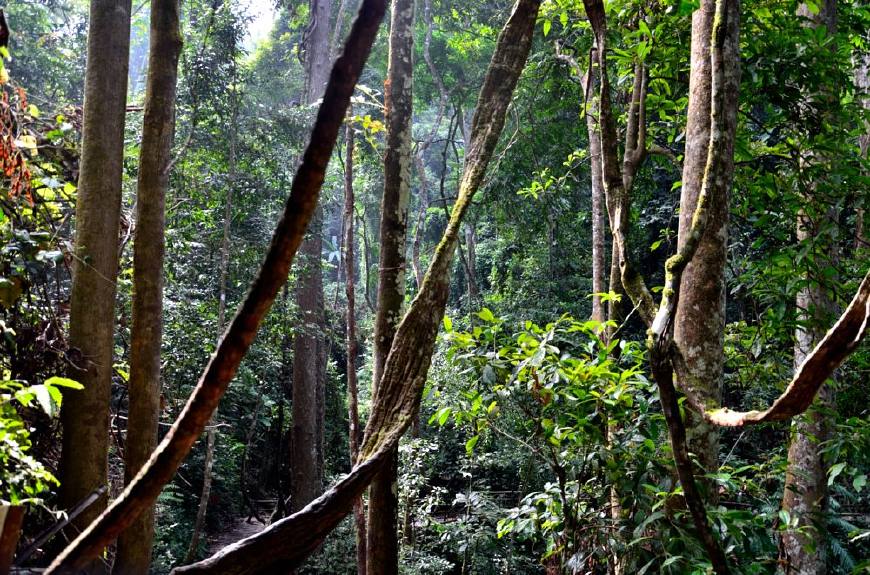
[0,0,869,573]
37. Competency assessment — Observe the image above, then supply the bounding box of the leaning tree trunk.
[780,4,838,574]
[291,0,332,513]
[343,109,367,575]
[367,0,414,572]
[59,0,131,570]
[672,0,741,496]
[115,0,182,572]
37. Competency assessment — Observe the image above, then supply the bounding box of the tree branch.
[706,269,870,426]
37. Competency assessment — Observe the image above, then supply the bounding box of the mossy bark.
[672,0,740,493]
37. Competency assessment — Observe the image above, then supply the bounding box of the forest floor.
[206,517,266,555]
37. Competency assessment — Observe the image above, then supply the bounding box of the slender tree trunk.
[588,95,606,323]
[464,224,479,303]
[367,0,414,572]
[412,154,430,290]
[672,0,740,494]
[59,0,131,570]
[855,51,868,252]
[344,109,367,575]
[291,0,332,513]
[780,5,837,573]
[115,0,182,572]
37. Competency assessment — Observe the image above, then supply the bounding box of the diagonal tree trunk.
[59,0,132,571]
[344,107,367,575]
[115,0,182,571]
[173,3,541,572]
[367,0,415,571]
[47,2,390,570]
[291,0,332,513]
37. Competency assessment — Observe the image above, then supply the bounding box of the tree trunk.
[672,0,740,494]
[344,109,367,575]
[175,4,540,572]
[587,79,606,324]
[59,0,131,570]
[367,0,414,572]
[780,5,837,573]
[115,0,182,572]
[855,51,868,252]
[291,0,332,513]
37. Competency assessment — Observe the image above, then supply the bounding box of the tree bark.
[174,3,540,572]
[854,44,868,256]
[47,1,389,569]
[587,76,606,324]
[344,109,367,575]
[291,0,332,513]
[367,0,414,571]
[59,0,131,570]
[115,0,182,572]
[672,0,740,493]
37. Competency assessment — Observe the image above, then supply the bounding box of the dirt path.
[206,517,267,555]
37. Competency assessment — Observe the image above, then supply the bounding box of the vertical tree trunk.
[780,5,837,573]
[584,53,606,324]
[291,0,332,513]
[367,0,414,572]
[115,0,182,572]
[59,0,131,570]
[344,109,367,575]
[464,223,479,303]
[672,0,740,492]
[855,51,869,252]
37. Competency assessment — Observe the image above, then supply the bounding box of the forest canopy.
[0,0,868,574]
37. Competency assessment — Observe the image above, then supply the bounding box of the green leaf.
[465,435,479,454]
[34,385,54,416]
[853,474,866,493]
[478,307,495,323]
[542,19,551,37]
[828,462,846,486]
[45,377,84,390]
[443,315,453,332]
